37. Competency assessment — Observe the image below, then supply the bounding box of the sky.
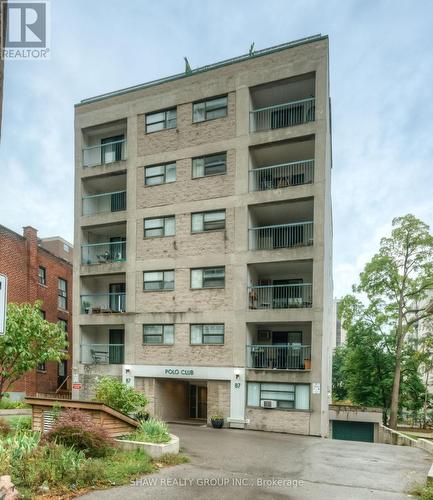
[1,0,432,298]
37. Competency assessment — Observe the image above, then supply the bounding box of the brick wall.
[246,407,310,434]
[0,225,73,396]
[207,380,230,425]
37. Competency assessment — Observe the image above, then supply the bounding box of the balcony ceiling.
[251,75,315,108]
[250,199,314,225]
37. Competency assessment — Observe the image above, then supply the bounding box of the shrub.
[130,418,170,444]
[9,416,32,432]
[0,417,11,436]
[94,377,148,415]
[43,408,115,458]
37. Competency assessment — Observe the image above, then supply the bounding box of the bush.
[43,408,115,458]
[0,394,29,409]
[130,418,170,444]
[9,415,32,432]
[0,430,40,473]
[95,377,148,415]
[0,417,11,436]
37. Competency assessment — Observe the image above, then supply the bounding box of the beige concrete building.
[73,35,333,436]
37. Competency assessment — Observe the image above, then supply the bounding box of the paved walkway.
[83,424,432,499]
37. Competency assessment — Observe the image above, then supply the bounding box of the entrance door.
[189,384,208,419]
[101,134,124,164]
[109,283,125,312]
[109,329,124,364]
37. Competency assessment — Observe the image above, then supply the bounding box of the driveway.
[82,423,431,499]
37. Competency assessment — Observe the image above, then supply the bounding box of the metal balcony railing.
[247,344,311,370]
[248,284,312,309]
[81,241,126,265]
[82,139,126,168]
[80,344,125,364]
[80,293,126,314]
[82,191,126,216]
[249,222,313,250]
[250,98,315,132]
[249,160,314,191]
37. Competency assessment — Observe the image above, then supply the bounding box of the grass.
[156,453,189,466]
[411,483,433,500]
[126,418,171,444]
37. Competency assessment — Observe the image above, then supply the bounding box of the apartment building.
[73,35,333,436]
[0,225,72,398]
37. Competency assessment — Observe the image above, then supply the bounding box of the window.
[38,266,46,285]
[58,278,67,310]
[143,270,174,291]
[39,310,46,319]
[247,382,310,410]
[145,162,176,186]
[192,152,226,178]
[37,362,46,372]
[191,267,225,289]
[193,96,228,122]
[63,243,70,253]
[191,210,226,232]
[144,216,175,237]
[145,108,177,133]
[191,324,224,344]
[143,324,174,344]
[58,319,67,332]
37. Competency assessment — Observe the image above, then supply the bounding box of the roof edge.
[76,34,327,107]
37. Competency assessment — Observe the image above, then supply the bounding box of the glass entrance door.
[189,384,207,419]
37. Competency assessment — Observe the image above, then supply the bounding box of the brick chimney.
[23,226,38,302]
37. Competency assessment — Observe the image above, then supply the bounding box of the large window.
[192,152,226,178]
[191,210,226,232]
[145,162,176,186]
[247,382,310,411]
[58,278,67,310]
[38,266,46,285]
[193,96,228,122]
[143,324,174,344]
[143,270,174,291]
[144,216,175,237]
[145,108,177,133]
[190,324,224,345]
[191,267,225,289]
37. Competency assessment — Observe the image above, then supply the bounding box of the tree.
[0,302,67,399]
[332,346,348,401]
[346,215,433,428]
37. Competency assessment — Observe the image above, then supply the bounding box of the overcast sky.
[1,0,432,297]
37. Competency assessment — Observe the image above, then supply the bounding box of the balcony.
[249,74,315,133]
[82,191,126,216]
[248,261,313,310]
[80,344,124,364]
[250,160,314,192]
[82,120,127,168]
[81,241,126,265]
[249,222,313,250]
[81,292,126,314]
[247,344,311,370]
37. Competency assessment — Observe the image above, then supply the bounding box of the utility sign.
[0,274,7,335]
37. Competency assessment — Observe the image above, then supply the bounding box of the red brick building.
[0,224,72,398]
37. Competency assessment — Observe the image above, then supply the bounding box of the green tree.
[0,302,67,399]
[332,346,348,401]
[94,377,148,415]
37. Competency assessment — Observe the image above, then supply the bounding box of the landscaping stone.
[115,434,179,459]
[0,475,20,500]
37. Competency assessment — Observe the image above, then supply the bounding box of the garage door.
[332,421,374,442]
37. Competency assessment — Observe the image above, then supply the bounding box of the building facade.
[73,35,333,436]
[0,225,73,398]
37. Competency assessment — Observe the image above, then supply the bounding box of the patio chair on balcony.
[90,349,109,364]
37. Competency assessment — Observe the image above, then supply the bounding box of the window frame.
[144,162,176,186]
[191,210,226,233]
[190,266,225,289]
[58,278,68,311]
[192,95,228,123]
[143,216,175,238]
[143,270,175,292]
[190,324,225,345]
[247,382,310,411]
[36,362,46,372]
[143,324,174,345]
[192,152,227,178]
[145,108,177,133]
[38,266,46,286]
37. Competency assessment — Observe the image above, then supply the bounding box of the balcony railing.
[249,222,313,250]
[80,293,126,314]
[248,284,312,309]
[81,241,126,265]
[80,344,124,364]
[82,191,126,216]
[249,160,314,192]
[247,345,311,370]
[82,139,126,168]
[250,98,315,133]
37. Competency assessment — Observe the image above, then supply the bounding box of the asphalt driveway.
[82,423,431,499]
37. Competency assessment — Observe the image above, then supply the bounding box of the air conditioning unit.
[261,399,277,409]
